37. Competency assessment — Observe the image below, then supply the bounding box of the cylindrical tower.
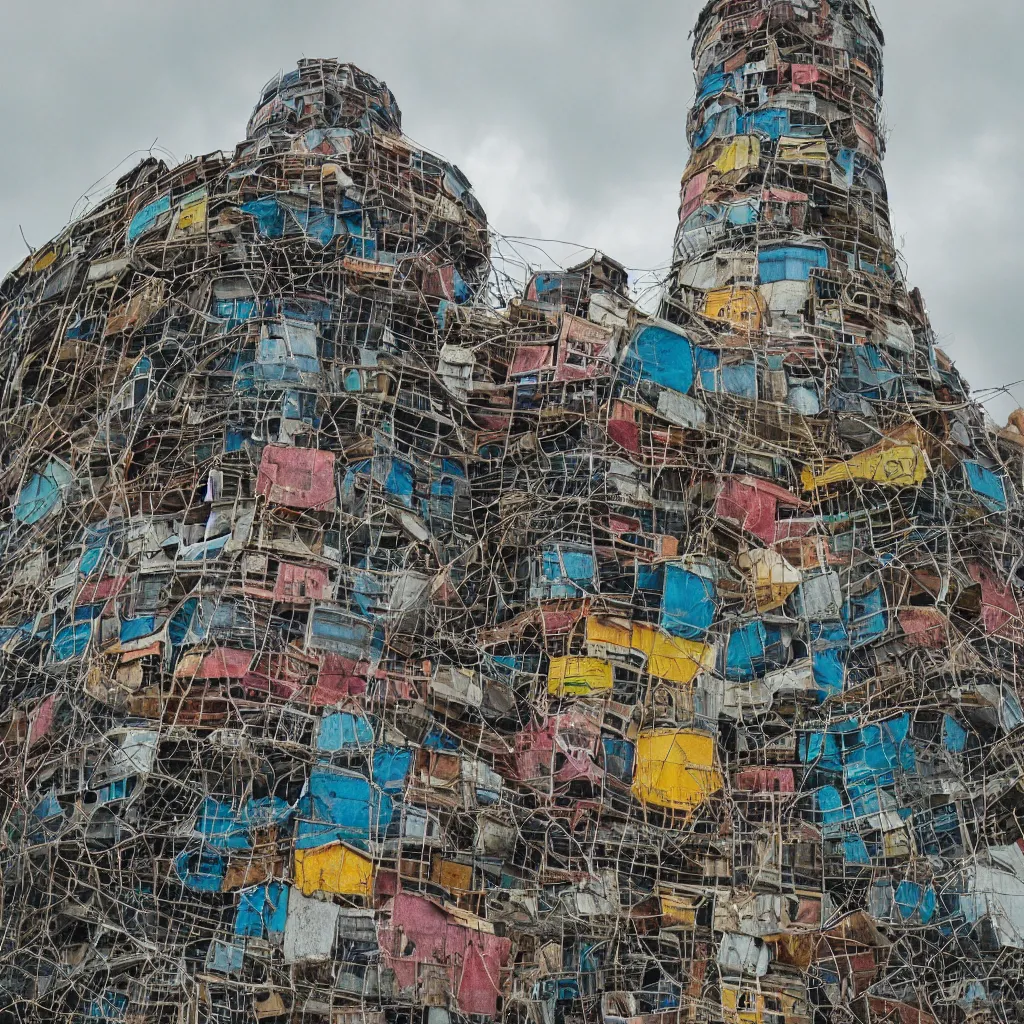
[665,1,915,368]
[649,5,1024,1023]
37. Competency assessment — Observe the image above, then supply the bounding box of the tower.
[0,60,504,1020]
[648,1,1024,1021]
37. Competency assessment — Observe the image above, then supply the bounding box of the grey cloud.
[2,0,1021,413]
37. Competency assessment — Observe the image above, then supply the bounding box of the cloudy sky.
[1,0,1019,416]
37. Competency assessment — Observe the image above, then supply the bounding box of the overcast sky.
[1,0,1019,417]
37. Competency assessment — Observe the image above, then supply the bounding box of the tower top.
[247,59,403,141]
[666,0,901,346]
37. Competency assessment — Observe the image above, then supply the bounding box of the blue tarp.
[241,195,371,253]
[255,326,320,381]
[602,737,635,781]
[917,804,962,856]
[0,622,35,650]
[225,428,249,451]
[27,791,65,846]
[196,797,293,852]
[724,200,760,226]
[844,835,872,865]
[241,196,322,244]
[809,621,849,699]
[694,347,720,393]
[692,107,738,149]
[295,767,393,850]
[317,712,374,752]
[282,391,315,424]
[819,786,911,828]
[804,714,917,830]
[34,791,63,821]
[695,68,735,105]
[234,882,289,939]
[661,565,717,640]
[127,194,171,243]
[811,646,846,699]
[942,714,968,753]
[531,272,572,300]
[342,457,415,508]
[758,245,828,283]
[15,459,74,524]
[435,299,452,333]
[683,201,761,240]
[726,621,767,681]
[964,462,1008,512]
[423,727,460,751]
[736,108,790,140]
[372,746,413,793]
[636,565,664,592]
[426,459,466,521]
[697,348,757,396]
[724,621,788,680]
[843,586,887,647]
[80,545,105,577]
[800,730,843,772]
[842,345,900,399]
[78,519,115,576]
[815,785,849,824]
[174,849,227,892]
[84,992,129,1021]
[168,598,204,649]
[51,622,92,661]
[94,777,134,804]
[351,569,385,619]
[622,325,695,395]
[166,596,245,650]
[212,298,258,330]
[718,363,758,399]
[833,149,855,187]
[890,880,937,924]
[540,547,597,598]
[452,266,472,304]
[844,714,916,790]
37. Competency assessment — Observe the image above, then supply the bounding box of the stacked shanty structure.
[3,4,1024,1024]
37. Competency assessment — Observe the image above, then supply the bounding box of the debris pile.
[3,4,1024,1024]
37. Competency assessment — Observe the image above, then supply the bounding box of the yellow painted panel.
[431,856,473,893]
[632,729,722,812]
[585,618,714,684]
[586,617,632,650]
[801,444,928,492]
[647,631,715,684]
[294,843,373,897]
[660,893,698,929]
[722,985,764,1024]
[703,287,765,330]
[714,135,761,175]
[777,137,829,163]
[177,197,208,232]
[548,656,613,696]
[30,249,58,273]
